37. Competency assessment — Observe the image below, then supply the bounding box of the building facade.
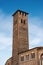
[5,10,43,65]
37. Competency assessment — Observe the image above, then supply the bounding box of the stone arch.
[40,53,43,65]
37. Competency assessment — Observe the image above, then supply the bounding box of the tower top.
[12,10,29,16]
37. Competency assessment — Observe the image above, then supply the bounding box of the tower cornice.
[12,10,29,16]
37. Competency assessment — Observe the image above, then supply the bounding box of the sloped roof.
[18,46,43,54]
[12,10,29,16]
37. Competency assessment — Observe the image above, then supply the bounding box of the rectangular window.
[21,19,22,23]
[31,53,35,58]
[26,55,29,60]
[21,56,24,61]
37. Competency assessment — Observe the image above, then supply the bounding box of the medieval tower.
[5,10,43,65]
[12,10,29,65]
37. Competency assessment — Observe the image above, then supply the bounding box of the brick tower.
[12,10,29,65]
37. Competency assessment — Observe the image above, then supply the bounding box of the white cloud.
[0,9,12,65]
[0,10,13,50]
[0,13,13,33]
[29,17,43,48]
[0,33,12,50]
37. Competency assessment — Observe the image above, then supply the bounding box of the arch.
[40,53,43,65]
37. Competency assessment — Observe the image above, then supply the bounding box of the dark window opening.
[26,55,29,60]
[24,20,25,24]
[21,19,26,24]
[21,56,24,61]
[31,53,35,58]
[21,19,22,23]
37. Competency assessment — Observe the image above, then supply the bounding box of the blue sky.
[0,0,43,65]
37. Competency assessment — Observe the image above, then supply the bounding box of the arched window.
[21,19,26,24]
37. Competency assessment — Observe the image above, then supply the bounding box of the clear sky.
[0,0,43,65]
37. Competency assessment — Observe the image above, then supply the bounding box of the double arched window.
[21,19,25,24]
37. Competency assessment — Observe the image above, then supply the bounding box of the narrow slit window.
[21,19,22,23]
[24,20,25,24]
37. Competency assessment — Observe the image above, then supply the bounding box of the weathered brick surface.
[12,10,29,65]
